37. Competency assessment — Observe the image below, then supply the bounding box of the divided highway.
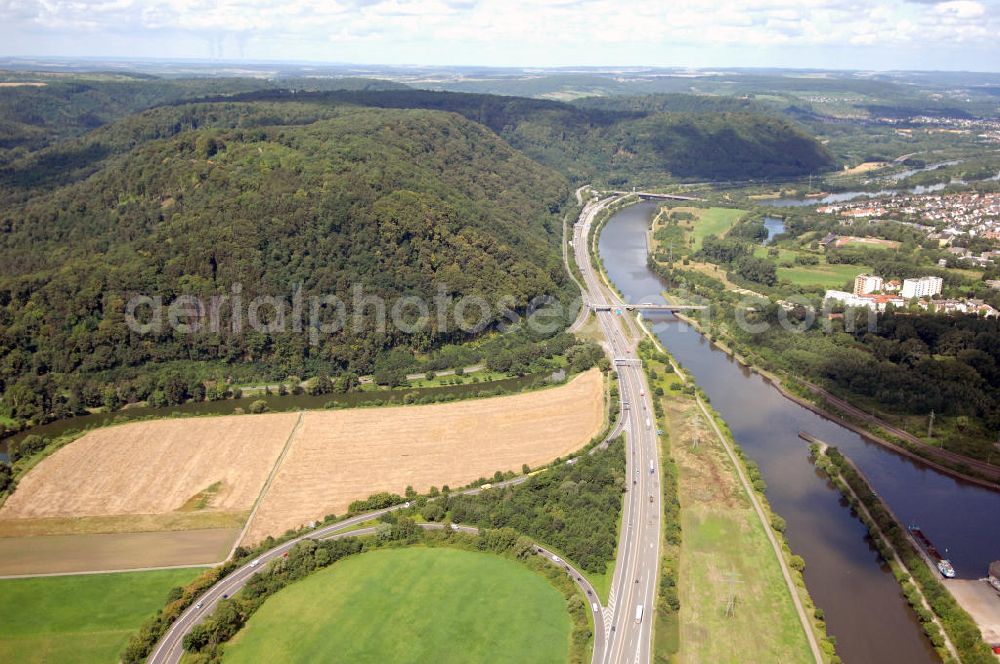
[573,194,661,664]
[148,190,653,664]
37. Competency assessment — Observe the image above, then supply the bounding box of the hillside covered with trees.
[0,75,836,430]
[206,88,835,183]
[0,100,570,428]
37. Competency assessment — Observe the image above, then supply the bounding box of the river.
[600,201,1000,663]
[759,183,954,208]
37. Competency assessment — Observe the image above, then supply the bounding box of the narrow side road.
[147,517,606,664]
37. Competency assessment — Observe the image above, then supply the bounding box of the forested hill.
[0,74,409,157]
[1,78,835,184]
[197,88,836,182]
[0,79,834,427]
[0,102,569,425]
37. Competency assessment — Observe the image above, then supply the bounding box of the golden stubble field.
[0,413,300,523]
[243,369,606,544]
[0,370,605,571]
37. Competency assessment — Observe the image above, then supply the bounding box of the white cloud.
[934,0,986,18]
[0,0,997,65]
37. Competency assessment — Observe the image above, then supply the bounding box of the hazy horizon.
[4,55,1000,76]
[2,0,999,73]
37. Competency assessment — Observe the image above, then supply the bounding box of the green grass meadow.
[777,261,866,289]
[0,568,202,664]
[678,510,812,664]
[222,547,572,664]
[690,208,746,250]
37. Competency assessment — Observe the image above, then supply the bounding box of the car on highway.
[249,559,261,568]
[551,554,561,563]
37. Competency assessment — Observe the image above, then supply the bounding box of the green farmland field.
[0,568,202,664]
[690,208,746,250]
[222,547,572,664]
[777,262,868,289]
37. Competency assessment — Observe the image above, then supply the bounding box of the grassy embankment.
[0,568,202,664]
[220,547,571,664]
[638,344,830,663]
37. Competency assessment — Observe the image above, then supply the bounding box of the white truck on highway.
[634,604,644,624]
[645,417,651,429]
[649,460,655,474]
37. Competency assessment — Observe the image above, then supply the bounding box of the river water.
[759,183,953,208]
[600,201,1000,663]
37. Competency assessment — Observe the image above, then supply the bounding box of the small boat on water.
[908,525,957,579]
[937,559,956,579]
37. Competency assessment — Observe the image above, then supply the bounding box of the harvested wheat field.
[0,529,236,576]
[0,412,299,526]
[242,369,605,544]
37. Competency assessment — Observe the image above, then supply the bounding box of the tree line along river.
[600,201,1000,664]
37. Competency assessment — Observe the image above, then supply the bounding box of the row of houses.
[825,288,998,317]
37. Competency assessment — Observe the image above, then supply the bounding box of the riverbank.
[661,304,1000,491]
[637,335,831,663]
[599,198,960,663]
[811,441,996,663]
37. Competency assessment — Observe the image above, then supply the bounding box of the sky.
[1,0,999,71]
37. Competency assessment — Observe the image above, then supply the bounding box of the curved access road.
[147,516,604,664]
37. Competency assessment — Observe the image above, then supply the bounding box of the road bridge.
[608,190,704,201]
[589,302,707,312]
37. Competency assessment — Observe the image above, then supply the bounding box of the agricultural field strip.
[242,370,605,544]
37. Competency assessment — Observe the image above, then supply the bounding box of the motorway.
[573,193,661,664]
[149,190,653,664]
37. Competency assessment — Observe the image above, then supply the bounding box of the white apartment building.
[853,274,884,295]
[825,290,875,311]
[901,276,943,299]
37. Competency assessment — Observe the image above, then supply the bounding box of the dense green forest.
[0,101,570,428]
[0,74,407,160]
[2,78,834,184]
[572,93,769,114]
[0,74,835,430]
[439,437,626,575]
[195,88,834,183]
